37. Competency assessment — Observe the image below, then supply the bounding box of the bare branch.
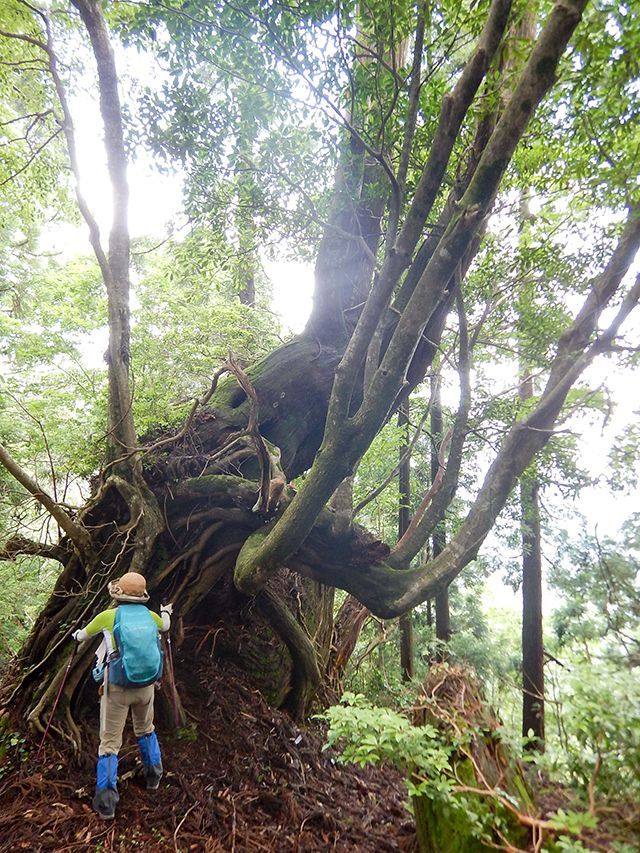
[390,283,472,564]
[398,5,427,193]
[226,356,272,513]
[0,126,62,187]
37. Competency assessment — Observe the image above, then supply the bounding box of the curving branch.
[257,588,321,720]
[383,210,640,611]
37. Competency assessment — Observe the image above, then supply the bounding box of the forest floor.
[0,652,417,852]
[0,651,637,852]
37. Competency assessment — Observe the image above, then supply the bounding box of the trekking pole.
[165,630,181,732]
[36,643,77,761]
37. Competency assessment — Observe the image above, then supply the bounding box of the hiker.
[72,572,172,820]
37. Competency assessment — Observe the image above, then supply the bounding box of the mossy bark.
[412,666,534,853]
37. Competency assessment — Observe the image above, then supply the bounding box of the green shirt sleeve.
[149,611,163,630]
[83,608,116,637]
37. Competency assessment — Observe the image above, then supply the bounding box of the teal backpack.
[108,604,164,687]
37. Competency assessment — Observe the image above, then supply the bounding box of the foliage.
[0,2,70,226]
[323,689,594,851]
[0,555,56,659]
[549,516,640,664]
[130,233,282,434]
[323,690,452,775]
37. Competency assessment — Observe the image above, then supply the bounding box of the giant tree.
[0,0,638,738]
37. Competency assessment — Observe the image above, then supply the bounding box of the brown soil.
[0,652,416,852]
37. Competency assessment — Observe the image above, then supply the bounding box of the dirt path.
[0,657,416,851]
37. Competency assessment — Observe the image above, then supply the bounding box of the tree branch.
[363,0,588,428]
[351,408,431,521]
[390,285,472,564]
[0,534,68,564]
[331,0,513,420]
[386,1,427,247]
[395,424,453,551]
[0,443,92,553]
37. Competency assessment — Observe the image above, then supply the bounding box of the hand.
[161,602,173,615]
[72,629,83,643]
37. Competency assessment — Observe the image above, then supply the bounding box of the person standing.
[73,572,172,820]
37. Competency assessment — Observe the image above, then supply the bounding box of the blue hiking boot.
[137,731,163,790]
[93,753,119,820]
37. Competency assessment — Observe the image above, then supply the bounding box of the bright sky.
[264,260,315,335]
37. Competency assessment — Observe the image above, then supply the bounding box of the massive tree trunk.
[4,338,345,727]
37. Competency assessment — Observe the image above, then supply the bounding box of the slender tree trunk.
[517,177,545,750]
[398,403,414,681]
[70,0,136,467]
[431,376,450,653]
[520,377,545,750]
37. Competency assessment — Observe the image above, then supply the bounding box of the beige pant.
[99,682,155,756]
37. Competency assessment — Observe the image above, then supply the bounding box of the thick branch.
[386,1,427,246]
[394,0,513,260]
[330,0,513,417]
[0,443,92,552]
[0,534,68,564]
[363,0,589,425]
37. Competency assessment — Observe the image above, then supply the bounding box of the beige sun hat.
[108,572,150,603]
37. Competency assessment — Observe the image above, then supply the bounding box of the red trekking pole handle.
[36,643,77,761]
